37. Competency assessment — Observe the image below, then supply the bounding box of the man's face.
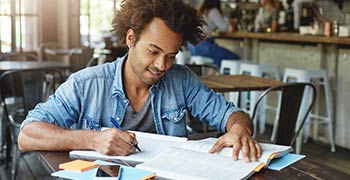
[126,18,183,86]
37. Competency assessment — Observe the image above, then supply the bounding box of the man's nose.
[154,56,166,71]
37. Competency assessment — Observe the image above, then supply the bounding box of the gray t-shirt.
[121,95,156,133]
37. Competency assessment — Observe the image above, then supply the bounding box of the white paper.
[69,131,187,162]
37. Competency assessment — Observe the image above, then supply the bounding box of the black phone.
[94,165,121,179]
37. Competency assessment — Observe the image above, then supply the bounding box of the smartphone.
[94,165,121,180]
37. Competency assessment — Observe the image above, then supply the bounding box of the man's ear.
[126,29,135,48]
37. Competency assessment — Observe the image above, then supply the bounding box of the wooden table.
[0,61,70,72]
[200,74,283,92]
[44,48,82,56]
[36,133,350,179]
[37,149,349,180]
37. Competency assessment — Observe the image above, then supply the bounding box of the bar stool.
[239,63,281,134]
[220,60,256,106]
[175,49,191,65]
[282,68,336,153]
[189,56,214,65]
[220,60,241,105]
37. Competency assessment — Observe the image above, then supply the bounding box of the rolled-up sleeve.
[20,77,81,130]
[183,68,243,133]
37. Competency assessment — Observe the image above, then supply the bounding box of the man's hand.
[92,128,138,156]
[209,124,262,162]
[208,111,262,163]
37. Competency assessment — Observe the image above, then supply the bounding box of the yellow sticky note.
[59,160,99,172]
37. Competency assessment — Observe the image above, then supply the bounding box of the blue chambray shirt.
[21,56,242,137]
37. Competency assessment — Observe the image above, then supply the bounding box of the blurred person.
[188,0,240,69]
[254,0,280,32]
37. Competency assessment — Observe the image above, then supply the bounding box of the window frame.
[79,0,120,47]
[0,0,39,53]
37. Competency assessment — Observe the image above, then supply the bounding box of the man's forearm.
[18,122,98,152]
[226,111,253,135]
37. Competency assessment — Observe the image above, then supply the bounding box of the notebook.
[52,160,155,180]
[59,160,99,172]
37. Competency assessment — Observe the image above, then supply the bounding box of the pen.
[110,117,142,152]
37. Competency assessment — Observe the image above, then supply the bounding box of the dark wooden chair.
[251,82,316,153]
[0,69,64,180]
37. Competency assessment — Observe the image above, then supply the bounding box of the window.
[80,0,122,48]
[0,0,38,53]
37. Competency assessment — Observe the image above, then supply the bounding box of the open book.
[136,138,293,180]
[70,131,292,179]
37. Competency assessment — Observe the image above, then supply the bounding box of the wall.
[336,48,350,148]
[39,0,58,43]
[38,0,80,49]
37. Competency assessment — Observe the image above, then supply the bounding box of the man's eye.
[168,56,176,61]
[148,49,158,55]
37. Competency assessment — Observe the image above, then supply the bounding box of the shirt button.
[174,117,177,121]
[124,100,128,103]
[116,117,120,120]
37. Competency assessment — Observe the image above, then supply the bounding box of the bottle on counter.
[333,20,339,37]
[278,2,286,30]
[285,0,294,31]
[324,21,331,37]
[300,2,313,26]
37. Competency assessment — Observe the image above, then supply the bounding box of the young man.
[18,0,261,162]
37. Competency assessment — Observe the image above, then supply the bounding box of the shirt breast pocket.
[161,108,186,123]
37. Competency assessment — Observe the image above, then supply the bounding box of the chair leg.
[327,120,336,152]
[295,131,303,154]
[258,95,267,134]
[5,128,11,169]
[11,144,21,180]
[271,96,281,142]
[323,77,336,152]
[300,86,312,143]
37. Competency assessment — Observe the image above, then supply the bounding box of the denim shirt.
[22,56,242,137]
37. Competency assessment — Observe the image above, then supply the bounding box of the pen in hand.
[110,117,142,152]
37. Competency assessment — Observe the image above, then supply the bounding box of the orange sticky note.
[59,160,99,172]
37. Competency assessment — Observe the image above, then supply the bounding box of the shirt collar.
[111,54,164,97]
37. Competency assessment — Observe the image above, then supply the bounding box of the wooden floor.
[0,130,350,179]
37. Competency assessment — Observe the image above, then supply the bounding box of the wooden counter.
[216,32,350,45]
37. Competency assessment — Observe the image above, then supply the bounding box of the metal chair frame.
[251,82,317,148]
[0,68,63,180]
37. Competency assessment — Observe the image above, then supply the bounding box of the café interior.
[0,0,350,179]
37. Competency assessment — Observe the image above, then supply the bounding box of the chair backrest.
[0,52,39,61]
[38,42,60,60]
[0,69,64,125]
[251,82,316,146]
